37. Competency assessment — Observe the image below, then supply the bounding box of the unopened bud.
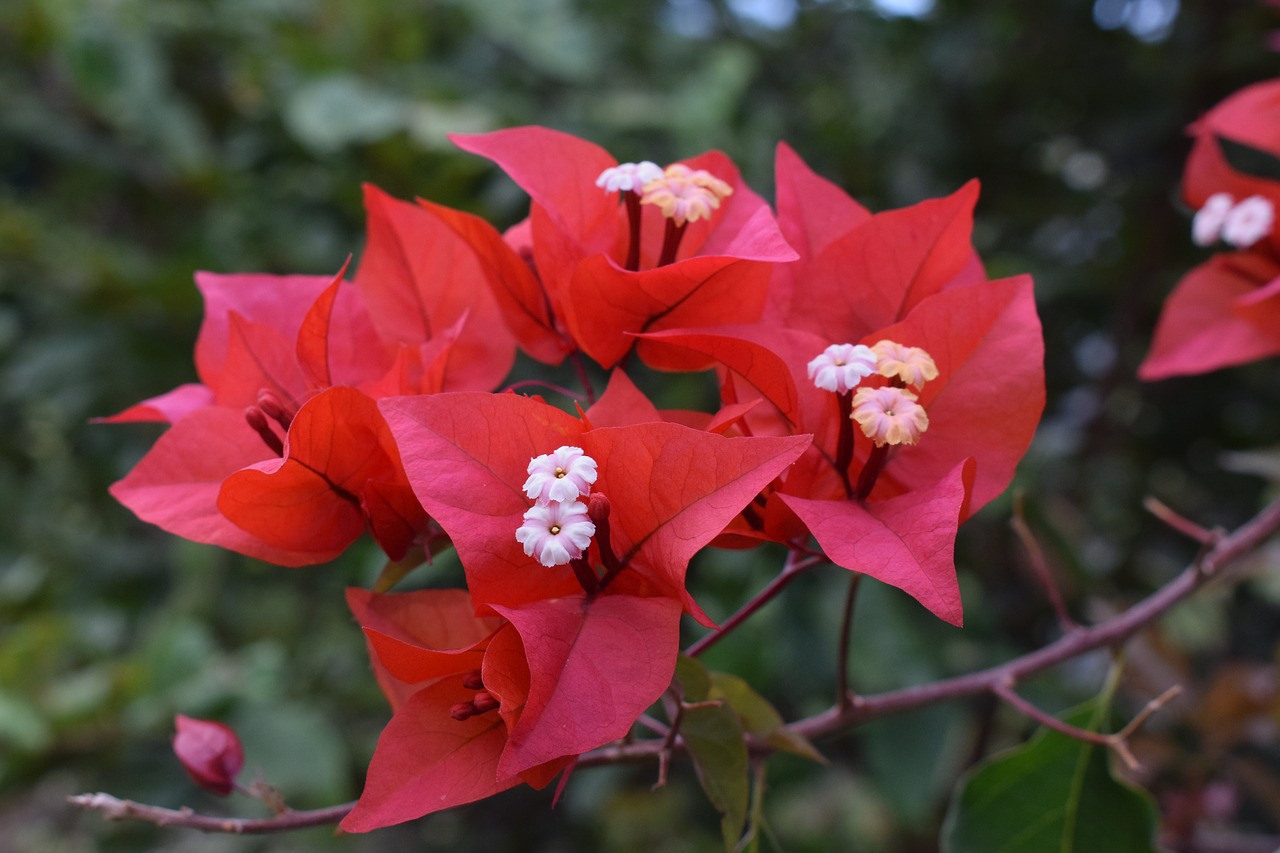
[471,691,500,714]
[587,492,612,523]
[243,406,284,456]
[256,389,294,430]
[173,715,244,796]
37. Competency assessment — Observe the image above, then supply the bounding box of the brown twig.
[67,793,353,835]
[1144,496,1223,546]
[72,497,1280,834]
[1011,490,1077,632]
[835,573,863,709]
[991,678,1144,770]
[685,548,826,658]
[581,494,1280,766]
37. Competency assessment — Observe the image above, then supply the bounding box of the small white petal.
[806,344,877,394]
[1222,195,1274,249]
[596,161,664,193]
[523,446,598,505]
[515,500,595,567]
[1192,192,1234,247]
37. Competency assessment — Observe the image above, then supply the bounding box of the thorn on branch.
[1010,492,1077,633]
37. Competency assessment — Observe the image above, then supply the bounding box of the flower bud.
[471,691,500,714]
[173,715,244,796]
[587,491,612,523]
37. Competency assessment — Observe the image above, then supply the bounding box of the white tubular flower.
[851,386,930,447]
[807,343,877,394]
[1192,192,1234,247]
[515,500,596,567]
[523,445,598,505]
[1221,195,1275,249]
[596,161,664,193]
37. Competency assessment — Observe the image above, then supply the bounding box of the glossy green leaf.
[940,699,1161,853]
[682,702,749,852]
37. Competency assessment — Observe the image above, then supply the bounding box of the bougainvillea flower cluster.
[105,127,1044,830]
[1142,79,1280,379]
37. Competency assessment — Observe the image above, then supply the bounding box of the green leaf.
[709,671,824,763]
[682,702,749,851]
[940,698,1162,853]
[676,653,712,703]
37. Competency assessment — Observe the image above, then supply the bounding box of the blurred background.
[4,0,1280,850]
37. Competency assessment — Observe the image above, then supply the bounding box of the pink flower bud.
[173,715,244,796]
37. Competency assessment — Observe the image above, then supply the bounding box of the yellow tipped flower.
[871,340,939,389]
[851,386,929,447]
[640,164,734,226]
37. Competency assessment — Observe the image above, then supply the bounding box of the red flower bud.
[172,715,244,796]
[471,691,500,714]
[587,492,611,523]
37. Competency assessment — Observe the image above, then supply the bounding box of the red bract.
[378,391,810,621]
[1141,80,1280,379]
[451,126,797,369]
[640,147,1044,625]
[173,715,243,796]
[106,186,517,564]
[342,587,681,831]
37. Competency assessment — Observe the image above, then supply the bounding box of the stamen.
[870,341,939,389]
[851,387,929,447]
[807,343,877,394]
[462,670,485,691]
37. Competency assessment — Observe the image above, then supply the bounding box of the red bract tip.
[172,715,244,796]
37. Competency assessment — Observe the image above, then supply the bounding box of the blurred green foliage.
[4,0,1280,849]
